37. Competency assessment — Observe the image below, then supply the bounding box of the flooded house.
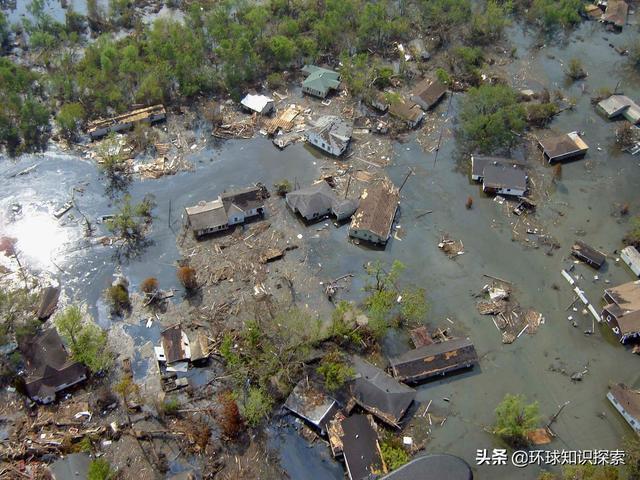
[305,116,353,156]
[571,240,606,269]
[87,104,166,140]
[410,78,447,111]
[389,338,479,384]
[185,185,267,237]
[349,180,400,246]
[538,132,589,163]
[602,0,629,30]
[388,98,424,128]
[48,453,91,480]
[607,383,640,434]
[340,414,382,480]
[22,328,87,404]
[286,181,358,222]
[240,93,274,115]
[597,94,640,124]
[470,155,523,181]
[158,325,191,365]
[621,246,640,277]
[350,356,416,428]
[470,155,527,196]
[380,454,474,480]
[284,378,338,434]
[602,280,640,343]
[301,65,341,99]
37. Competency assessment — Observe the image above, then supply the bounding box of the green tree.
[0,11,9,48]
[238,387,273,427]
[493,394,540,447]
[317,351,354,391]
[87,458,115,480]
[625,217,640,249]
[469,0,510,44]
[56,102,85,139]
[625,436,640,480]
[421,0,471,40]
[399,287,428,324]
[106,194,155,248]
[530,0,583,32]
[268,35,298,68]
[380,435,409,471]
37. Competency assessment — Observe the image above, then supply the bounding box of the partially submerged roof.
[608,383,640,420]
[621,246,640,276]
[221,185,266,213]
[571,240,606,269]
[48,453,91,480]
[380,454,474,480]
[538,132,589,161]
[307,115,353,153]
[605,280,640,312]
[597,95,635,118]
[284,378,336,429]
[351,356,416,427]
[615,309,640,336]
[411,78,447,109]
[470,154,523,179]
[603,0,628,28]
[341,415,382,480]
[185,199,227,231]
[286,182,336,218]
[388,98,423,124]
[482,164,527,191]
[350,180,399,241]
[240,94,274,113]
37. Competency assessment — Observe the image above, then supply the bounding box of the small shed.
[538,131,589,163]
[481,164,527,197]
[410,78,447,111]
[284,379,337,434]
[621,246,640,277]
[240,94,274,115]
[571,240,606,269]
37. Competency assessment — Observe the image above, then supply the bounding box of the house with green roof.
[301,65,341,99]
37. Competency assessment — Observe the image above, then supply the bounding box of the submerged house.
[350,356,416,428]
[481,164,527,197]
[607,383,640,434]
[240,94,274,115]
[380,454,474,480]
[621,246,640,277]
[597,95,640,124]
[340,414,382,480]
[602,280,640,343]
[286,181,358,222]
[349,180,400,246]
[571,240,606,269]
[389,338,479,384]
[87,105,166,140]
[185,185,267,237]
[284,378,337,434]
[538,132,589,163]
[602,0,628,30]
[301,65,341,99]
[388,98,424,128]
[410,78,447,111]
[305,116,353,156]
[22,328,87,404]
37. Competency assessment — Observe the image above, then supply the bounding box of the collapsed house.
[571,240,606,270]
[286,181,358,222]
[410,78,447,111]
[184,185,267,237]
[87,105,166,140]
[602,280,640,343]
[602,0,629,30]
[389,338,479,384]
[380,454,474,480]
[305,116,353,156]
[240,94,274,115]
[367,91,390,112]
[349,180,400,246]
[284,378,338,434]
[538,132,589,163]
[621,246,640,277]
[597,95,640,125]
[607,383,640,434]
[21,328,87,404]
[156,324,191,368]
[388,98,424,128]
[350,356,416,428]
[301,65,341,99]
[340,414,382,480]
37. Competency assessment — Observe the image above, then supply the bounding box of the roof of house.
[286,182,336,218]
[161,325,188,364]
[571,240,606,268]
[623,102,640,124]
[240,94,274,113]
[22,328,87,400]
[380,454,474,480]
[609,383,640,420]
[284,378,336,428]
[616,309,640,336]
[350,356,416,427]
[603,0,628,28]
[48,453,91,480]
[341,415,382,480]
[350,180,399,240]
[302,65,341,93]
[307,115,353,153]
[220,185,266,213]
[482,164,527,191]
[597,95,635,118]
[411,79,447,109]
[605,280,640,311]
[185,199,227,232]
[470,154,523,179]
[389,98,424,123]
[539,132,589,159]
[36,286,60,320]
[333,198,359,220]
[622,245,640,267]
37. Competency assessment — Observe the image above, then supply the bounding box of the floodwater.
[2,7,640,480]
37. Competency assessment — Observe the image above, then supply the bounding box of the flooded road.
[1,11,640,480]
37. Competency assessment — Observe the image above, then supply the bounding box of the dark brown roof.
[350,181,399,241]
[36,286,60,320]
[538,132,588,161]
[388,99,423,123]
[603,0,628,28]
[161,325,188,364]
[605,281,640,311]
[411,79,447,109]
[617,309,640,336]
[341,414,382,480]
[571,240,606,269]
[609,383,640,420]
[221,185,267,213]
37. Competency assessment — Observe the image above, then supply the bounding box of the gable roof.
[240,94,274,113]
[351,356,416,427]
[603,0,628,28]
[388,98,423,123]
[341,415,382,480]
[597,95,635,118]
[185,199,227,231]
[538,132,588,160]
[411,79,447,109]
[350,180,399,241]
[220,185,266,213]
[482,164,527,191]
[605,280,640,312]
[470,154,524,179]
[609,383,640,420]
[161,325,189,364]
[307,115,353,153]
[286,182,336,219]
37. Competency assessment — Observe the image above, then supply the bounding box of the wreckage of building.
[389,338,479,384]
[621,246,640,277]
[350,356,416,428]
[380,454,474,480]
[284,379,338,434]
[301,65,341,99]
[240,93,274,115]
[538,132,589,163]
[21,328,87,404]
[340,414,382,480]
[571,240,606,269]
[286,181,358,222]
[388,98,424,128]
[602,0,628,30]
[349,180,400,246]
[410,78,447,111]
[367,91,390,112]
[185,185,267,237]
[87,104,166,140]
[607,383,640,434]
[602,280,640,343]
[305,116,353,156]
[36,285,60,320]
[158,325,191,365]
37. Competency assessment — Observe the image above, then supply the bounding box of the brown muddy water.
[1,10,640,480]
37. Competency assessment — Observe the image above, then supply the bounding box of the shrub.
[177,266,198,290]
[273,179,292,196]
[87,458,115,480]
[106,284,130,314]
[566,58,586,80]
[526,103,558,128]
[530,0,583,32]
[239,387,273,427]
[56,102,85,138]
[163,397,180,415]
[317,351,354,392]
[380,435,409,471]
[266,72,285,90]
[631,40,640,71]
[493,394,540,447]
[435,67,451,86]
[140,277,159,294]
[624,217,640,249]
[465,196,473,209]
[218,392,243,438]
